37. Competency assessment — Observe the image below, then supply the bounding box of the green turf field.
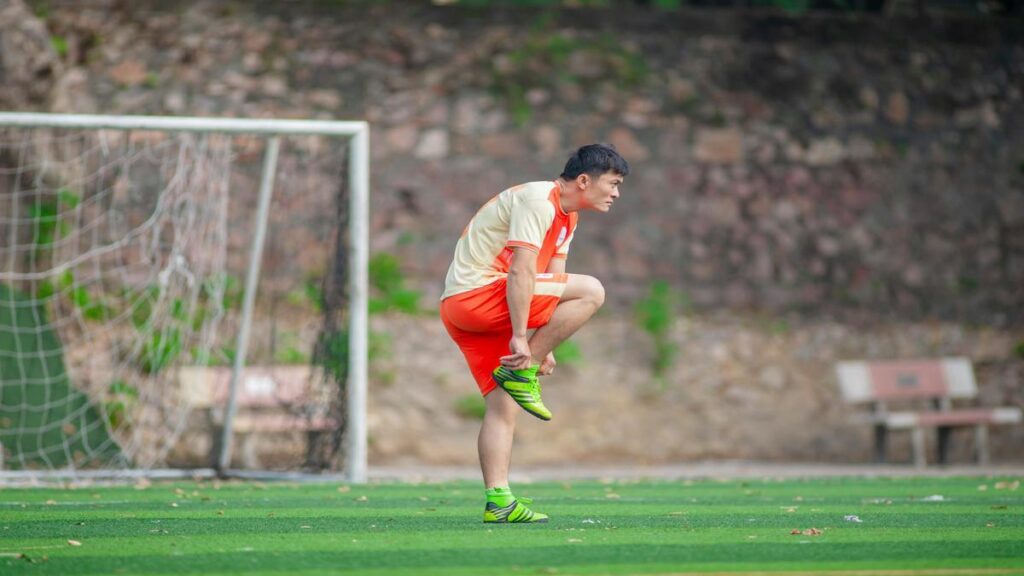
[1,475,1022,575]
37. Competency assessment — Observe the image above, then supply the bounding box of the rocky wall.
[13,0,1022,324]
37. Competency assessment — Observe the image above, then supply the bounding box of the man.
[440,143,630,523]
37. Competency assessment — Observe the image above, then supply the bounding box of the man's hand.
[500,335,532,370]
[538,352,556,376]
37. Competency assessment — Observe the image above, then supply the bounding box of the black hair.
[559,143,630,180]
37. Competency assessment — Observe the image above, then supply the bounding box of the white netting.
[0,127,230,471]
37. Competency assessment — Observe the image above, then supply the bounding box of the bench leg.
[874,424,888,463]
[911,427,927,468]
[937,426,952,465]
[975,425,990,465]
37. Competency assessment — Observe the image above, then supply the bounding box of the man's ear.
[576,173,589,188]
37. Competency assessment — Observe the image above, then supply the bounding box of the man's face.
[579,171,624,212]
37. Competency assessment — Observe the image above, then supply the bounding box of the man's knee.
[563,273,605,308]
[583,275,605,309]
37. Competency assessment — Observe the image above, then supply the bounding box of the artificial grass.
[1,475,1022,575]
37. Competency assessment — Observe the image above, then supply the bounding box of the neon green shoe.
[492,365,551,421]
[483,496,549,524]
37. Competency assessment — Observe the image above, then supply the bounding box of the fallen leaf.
[67,540,82,547]
[355,495,368,502]
[337,486,351,493]
[977,484,989,491]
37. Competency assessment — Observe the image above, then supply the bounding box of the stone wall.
[3,0,1023,464]
[18,0,1024,324]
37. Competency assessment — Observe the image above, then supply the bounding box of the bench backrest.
[179,366,327,409]
[836,357,977,404]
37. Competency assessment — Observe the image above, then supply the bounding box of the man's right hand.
[500,335,533,370]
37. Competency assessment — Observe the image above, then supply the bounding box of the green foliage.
[553,339,583,367]
[369,253,421,315]
[275,345,309,365]
[454,394,487,420]
[139,329,183,374]
[634,280,683,380]
[51,35,68,57]
[490,15,648,126]
[285,275,325,313]
[27,191,71,260]
[104,380,138,429]
[957,276,980,294]
[1014,341,1024,361]
[274,331,310,365]
[315,329,349,384]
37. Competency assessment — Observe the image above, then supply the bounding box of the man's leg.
[478,388,519,488]
[528,273,605,362]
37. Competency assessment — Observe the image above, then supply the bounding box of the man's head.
[559,143,630,213]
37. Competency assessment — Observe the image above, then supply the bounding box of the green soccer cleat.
[483,497,549,524]
[492,365,552,421]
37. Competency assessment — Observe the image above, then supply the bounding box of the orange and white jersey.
[442,181,577,300]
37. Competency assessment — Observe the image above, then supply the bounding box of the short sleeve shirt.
[442,181,578,300]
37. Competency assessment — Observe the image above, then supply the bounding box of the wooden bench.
[835,357,1022,467]
[179,366,338,469]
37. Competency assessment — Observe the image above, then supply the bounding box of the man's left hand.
[538,352,556,376]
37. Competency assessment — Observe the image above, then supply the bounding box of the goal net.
[0,114,368,482]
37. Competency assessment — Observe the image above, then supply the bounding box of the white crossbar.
[0,112,366,136]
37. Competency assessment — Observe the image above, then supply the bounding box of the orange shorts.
[441,274,568,396]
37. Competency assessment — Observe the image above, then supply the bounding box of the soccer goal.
[0,113,369,483]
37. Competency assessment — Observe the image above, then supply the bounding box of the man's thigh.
[441,275,568,333]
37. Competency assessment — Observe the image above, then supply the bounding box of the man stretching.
[440,144,630,523]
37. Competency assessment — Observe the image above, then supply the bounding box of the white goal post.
[0,112,369,483]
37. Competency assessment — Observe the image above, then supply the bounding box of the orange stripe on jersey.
[506,240,540,252]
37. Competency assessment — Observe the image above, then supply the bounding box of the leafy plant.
[104,380,138,429]
[315,329,349,384]
[489,14,648,126]
[454,394,487,420]
[27,187,79,262]
[369,253,421,315]
[51,35,68,57]
[553,339,583,367]
[634,280,682,380]
[138,329,182,374]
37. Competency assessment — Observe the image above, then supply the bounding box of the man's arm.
[547,258,566,275]
[501,247,538,370]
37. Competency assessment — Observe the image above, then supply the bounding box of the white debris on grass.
[844,515,863,523]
